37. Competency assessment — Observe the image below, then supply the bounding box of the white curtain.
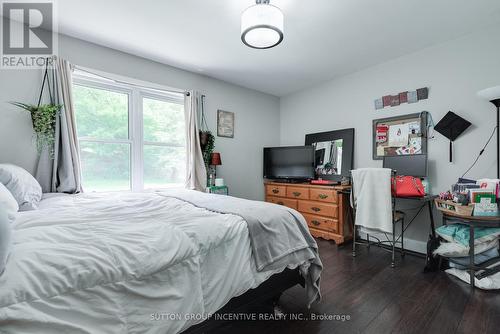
[184,91,207,191]
[36,57,82,193]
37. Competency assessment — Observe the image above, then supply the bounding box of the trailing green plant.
[11,102,62,156]
[199,130,215,166]
[198,96,215,167]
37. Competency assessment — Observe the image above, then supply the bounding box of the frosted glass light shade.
[241,3,284,49]
[478,86,500,102]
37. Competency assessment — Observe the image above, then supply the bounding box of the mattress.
[0,192,301,334]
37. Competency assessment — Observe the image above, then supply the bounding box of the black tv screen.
[263,146,315,180]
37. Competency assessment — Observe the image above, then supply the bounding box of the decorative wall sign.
[372,112,429,160]
[217,110,235,138]
[375,87,429,110]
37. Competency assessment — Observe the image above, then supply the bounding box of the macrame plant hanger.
[200,95,209,132]
[37,57,55,107]
[199,95,211,149]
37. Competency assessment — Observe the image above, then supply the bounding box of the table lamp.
[209,152,222,186]
[477,86,500,178]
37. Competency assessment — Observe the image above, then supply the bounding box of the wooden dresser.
[264,181,352,244]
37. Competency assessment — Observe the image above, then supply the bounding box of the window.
[73,71,186,192]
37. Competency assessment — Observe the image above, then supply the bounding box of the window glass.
[74,85,129,140]
[79,142,131,192]
[143,97,185,145]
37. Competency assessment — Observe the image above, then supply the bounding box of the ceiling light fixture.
[241,0,284,49]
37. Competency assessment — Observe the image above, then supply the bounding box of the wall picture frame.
[217,110,234,138]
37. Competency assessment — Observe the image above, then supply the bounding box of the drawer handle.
[311,207,321,212]
[277,201,284,205]
[311,220,321,226]
[292,191,301,197]
[318,194,328,199]
[272,189,279,194]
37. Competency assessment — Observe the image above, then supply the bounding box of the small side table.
[441,212,500,289]
[206,185,229,195]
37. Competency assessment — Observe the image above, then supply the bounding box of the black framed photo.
[373,112,428,160]
[217,110,234,138]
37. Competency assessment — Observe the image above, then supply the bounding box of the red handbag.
[391,176,425,198]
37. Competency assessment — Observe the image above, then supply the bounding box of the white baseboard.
[357,231,427,254]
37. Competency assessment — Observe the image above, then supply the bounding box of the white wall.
[280,24,500,252]
[0,33,280,201]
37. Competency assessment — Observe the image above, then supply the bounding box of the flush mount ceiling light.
[241,0,284,49]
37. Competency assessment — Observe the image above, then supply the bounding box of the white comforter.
[0,192,297,334]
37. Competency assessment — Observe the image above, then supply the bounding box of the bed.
[0,189,322,333]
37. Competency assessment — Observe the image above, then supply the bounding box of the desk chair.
[351,169,406,268]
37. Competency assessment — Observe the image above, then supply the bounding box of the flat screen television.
[263,146,315,181]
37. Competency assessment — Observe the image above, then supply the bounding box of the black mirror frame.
[305,128,355,182]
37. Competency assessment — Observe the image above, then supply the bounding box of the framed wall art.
[373,112,428,160]
[217,110,234,138]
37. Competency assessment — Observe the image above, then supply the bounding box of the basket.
[435,199,474,217]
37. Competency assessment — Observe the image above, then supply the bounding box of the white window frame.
[73,74,185,192]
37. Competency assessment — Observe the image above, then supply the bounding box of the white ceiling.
[58,0,500,96]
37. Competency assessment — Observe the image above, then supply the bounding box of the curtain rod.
[74,66,205,97]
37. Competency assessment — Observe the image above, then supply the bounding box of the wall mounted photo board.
[217,110,234,138]
[373,112,428,160]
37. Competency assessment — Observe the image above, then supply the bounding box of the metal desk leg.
[391,221,395,268]
[428,201,436,238]
[469,225,475,289]
[401,219,405,257]
[352,222,356,257]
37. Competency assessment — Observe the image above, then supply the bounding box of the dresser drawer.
[266,185,286,197]
[267,196,298,210]
[310,188,338,203]
[302,213,338,233]
[286,186,309,200]
[298,200,338,217]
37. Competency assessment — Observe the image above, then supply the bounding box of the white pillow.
[446,268,500,290]
[434,239,498,257]
[0,182,19,215]
[0,164,42,211]
[0,206,13,276]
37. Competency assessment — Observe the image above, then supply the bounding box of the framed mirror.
[305,128,355,182]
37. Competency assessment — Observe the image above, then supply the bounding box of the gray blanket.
[158,189,322,307]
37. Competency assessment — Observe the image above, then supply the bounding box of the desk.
[343,189,438,243]
[441,212,500,289]
[395,194,438,239]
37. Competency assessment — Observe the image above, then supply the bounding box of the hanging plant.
[199,130,210,147]
[198,95,215,166]
[200,130,215,166]
[11,102,62,156]
[10,57,61,157]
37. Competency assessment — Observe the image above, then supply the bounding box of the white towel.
[351,168,393,234]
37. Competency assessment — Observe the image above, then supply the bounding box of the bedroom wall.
[0,33,280,201]
[280,23,500,253]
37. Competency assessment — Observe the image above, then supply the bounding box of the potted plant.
[10,102,62,157]
[199,130,215,166]
[198,96,215,167]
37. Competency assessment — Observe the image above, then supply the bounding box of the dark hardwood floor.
[216,239,500,334]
